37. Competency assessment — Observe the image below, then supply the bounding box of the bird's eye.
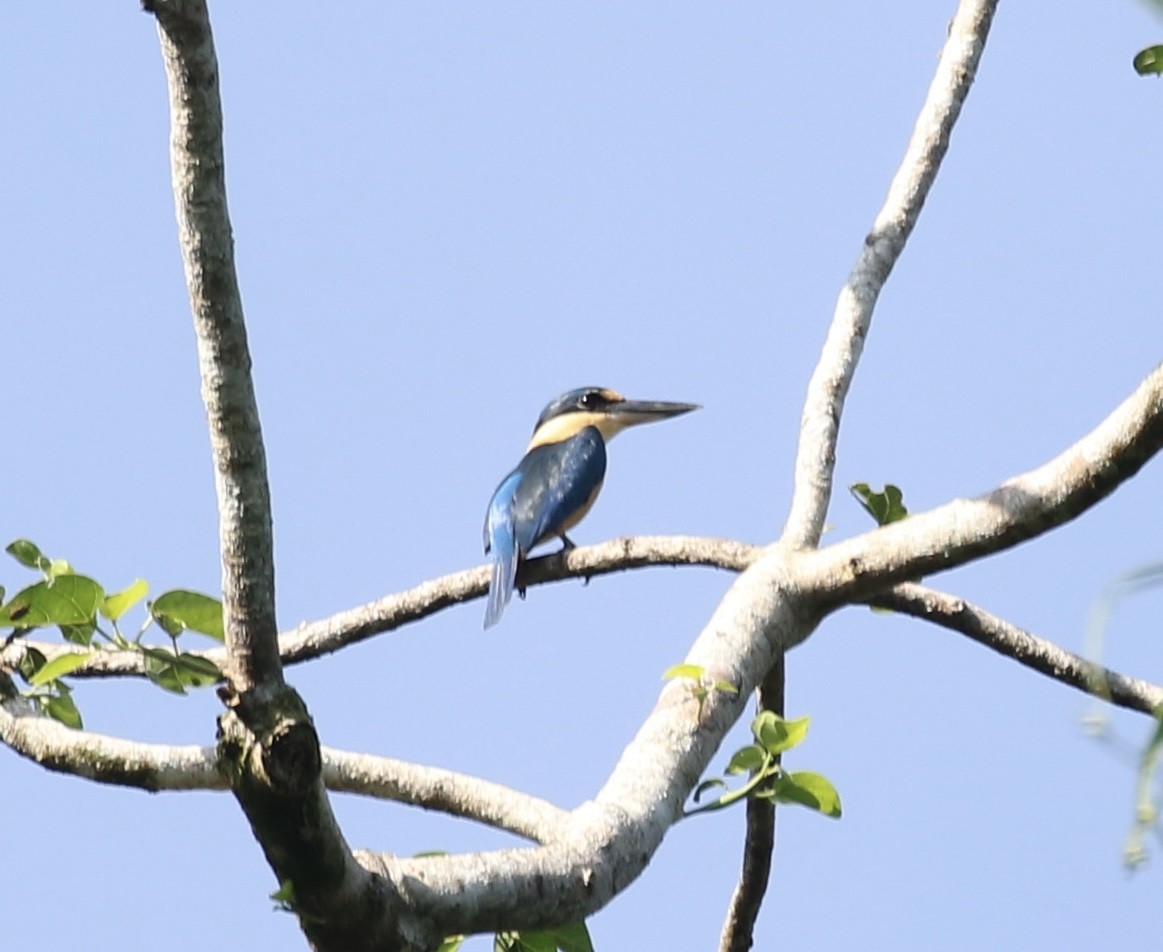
[579,393,596,409]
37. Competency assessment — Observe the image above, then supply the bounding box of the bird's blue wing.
[481,427,606,628]
[511,427,607,551]
[483,470,523,628]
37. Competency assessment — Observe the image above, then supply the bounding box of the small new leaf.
[850,482,909,526]
[101,579,149,622]
[435,938,465,952]
[726,744,767,776]
[27,651,90,686]
[753,711,811,755]
[662,663,705,682]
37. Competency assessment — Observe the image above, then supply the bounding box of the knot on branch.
[218,685,322,797]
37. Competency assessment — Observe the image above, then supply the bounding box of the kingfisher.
[483,386,699,628]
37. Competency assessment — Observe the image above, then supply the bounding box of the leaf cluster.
[688,710,841,820]
[2,539,225,727]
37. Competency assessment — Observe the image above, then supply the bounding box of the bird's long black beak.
[608,398,700,427]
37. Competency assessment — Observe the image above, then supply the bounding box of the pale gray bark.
[2,1,1160,949]
[152,0,280,695]
[783,0,998,549]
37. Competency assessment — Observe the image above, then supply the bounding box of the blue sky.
[4,3,1161,949]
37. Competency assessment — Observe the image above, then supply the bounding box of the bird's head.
[527,387,699,449]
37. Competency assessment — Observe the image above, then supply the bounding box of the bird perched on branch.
[483,386,699,627]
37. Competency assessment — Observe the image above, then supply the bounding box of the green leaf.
[59,622,96,647]
[495,933,556,952]
[0,575,105,629]
[6,539,48,571]
[27,651,90,686]
[726,744,768,776]
[270,879,295,912]
[1125,704,1163,868]
[149,590,225,642]
[1134,45,1163,76]
[767,770,842,818]
[662,663,705,681]
[547,921,594,952]
[101,579,149,622]
[41,689,83,729]
[712,679,739,695]
[142,648,220,694]
[17,646,47,682]
[435,938,465,952]
[753,711,810,755]
[849,482,909,526]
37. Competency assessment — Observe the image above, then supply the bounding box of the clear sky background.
[3,3,1161,950]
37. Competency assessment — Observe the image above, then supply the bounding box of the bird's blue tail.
[484,473,522,628]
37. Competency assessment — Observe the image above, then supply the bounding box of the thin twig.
[322,748,567,844]
[7,535,759,681]
[718,655,785,952]
[783,0,999,549]
[871,583,1163,715]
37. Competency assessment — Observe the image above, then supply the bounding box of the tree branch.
[0,678,565,843]
[353,359,1163,937]
[783,0,999,548]
[718,654,785,952]
[0,670,223,791]
[151,0,280,695]
[870,583,1163,715]
[7,535,758,680]
[147,6,425,947]
[322,748,568,845]
[798,361,1163,606]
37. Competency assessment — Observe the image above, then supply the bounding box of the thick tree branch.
[4,349,1161,936]
[352,360,1163,937]
[148,6,425,947]
[871,583,1163,715]
[798,361,1163,605]
[783,0,998,548]
[151,0,280,695]
[718,654,785,952]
